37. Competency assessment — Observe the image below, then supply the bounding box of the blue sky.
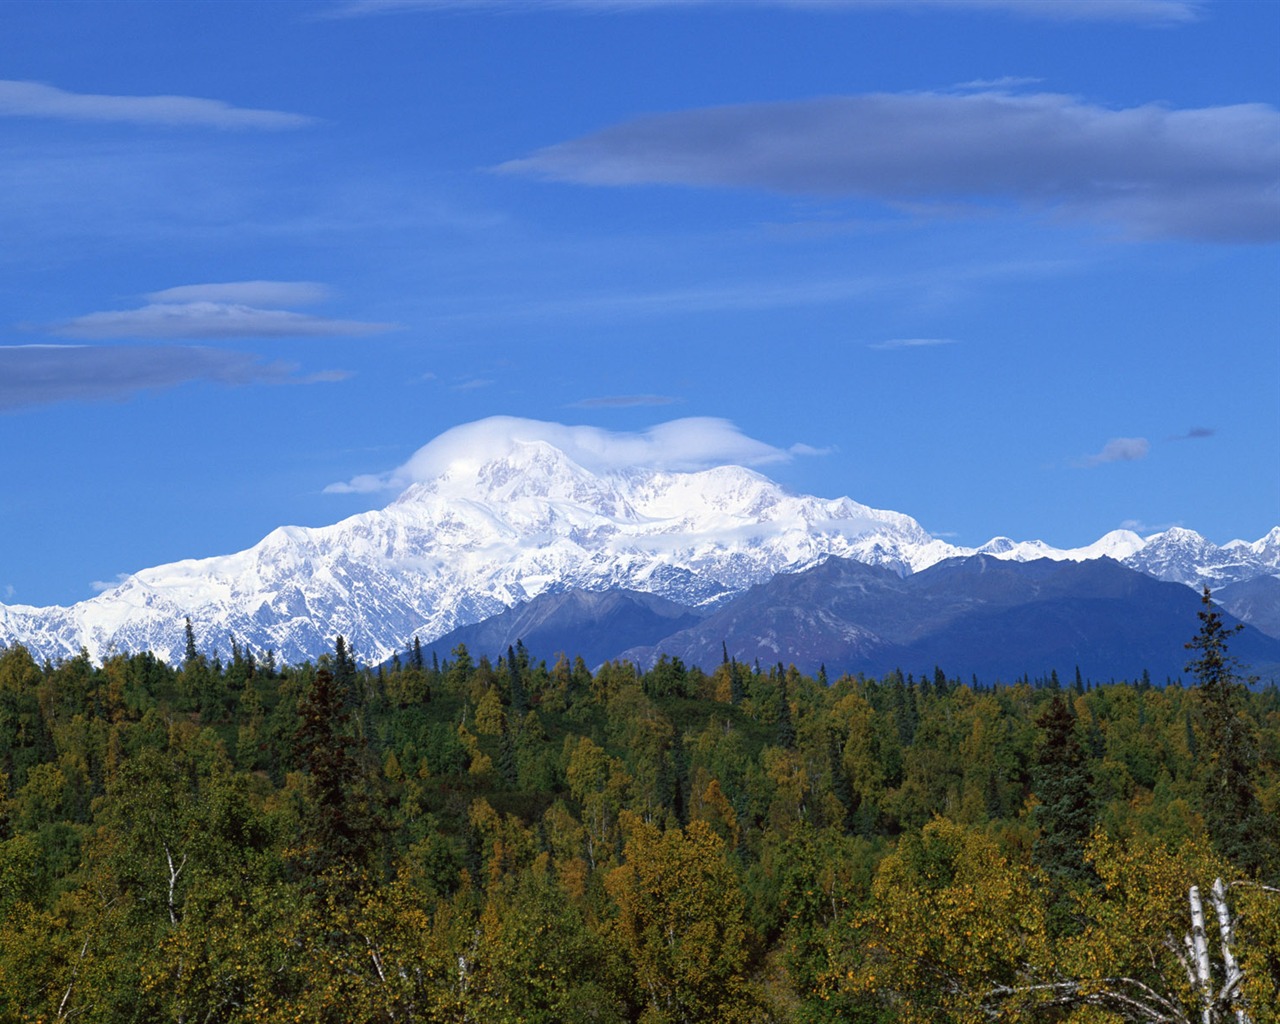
[1,0,1276,608]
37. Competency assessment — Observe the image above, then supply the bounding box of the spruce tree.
[333,635,358,710]
[775,670,796,750]
[497,711,517,788]
[1185,587,1274,877]
[183,616,198,663]
[293,667,382,889]
[508,644,528,715]
[1032,692,1094,889]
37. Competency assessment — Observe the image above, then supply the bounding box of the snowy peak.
[1124,527,1262,589]
[966,525,1279,591]
[400,438,632,514]
[972,529,1146,565]
[0,417,1277,667]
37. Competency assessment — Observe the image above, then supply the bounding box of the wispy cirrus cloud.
[1169,426,1215,441]
[1074,436,1151,468]
[569,394,681,409]
[329,0,1201,25]
[0,80,315,130]
[1120,517,1182,534]
[867,337,959,350]
[45,282,396,341]
[51,303,395,341]
[0,344,346,412]
[499,90,1280,243]
[145,281,331,306]
[325,415,825,494]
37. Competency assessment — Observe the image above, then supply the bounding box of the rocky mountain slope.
[615,555,1280,682]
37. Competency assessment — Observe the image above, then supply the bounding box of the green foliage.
[1186,588,1277,877]
[1032,691,1096,895]
[0,614,1277,1022]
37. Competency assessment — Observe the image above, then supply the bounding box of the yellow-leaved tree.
[605,813,761,1024]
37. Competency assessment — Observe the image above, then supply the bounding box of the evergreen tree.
[1185,588,1274,877]
[292,667,381,887]
[333,635,357,710]
[1032,692,1094,889]
[775,671,796,750]
[827,727,855,831]
[497,711,518,788]
[183,616,198,663]
[507,644,528,715]
[729,658,745,706]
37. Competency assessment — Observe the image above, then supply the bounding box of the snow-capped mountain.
[0,436,936,665]
[1,422,1276,666]
[970,527,1280,591]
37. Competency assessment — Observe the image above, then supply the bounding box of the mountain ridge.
[2,422,1276,665]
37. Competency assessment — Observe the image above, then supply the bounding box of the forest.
[0,596,1277,1023]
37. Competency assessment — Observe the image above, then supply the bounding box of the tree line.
[0,596,1276,1022]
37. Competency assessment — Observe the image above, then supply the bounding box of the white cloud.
[90,574,132,594]
[324,415,821,493]
[953,77,1045,92]
[787,442,835,457]
[50,300,395,341]
[0,80,315,130]
[145,281,330,306]
[1076,437,1151,467]
[330,0,1200,24]
[500,90,1280,243]
[1120,517,1181,534]
[868,337,959,350]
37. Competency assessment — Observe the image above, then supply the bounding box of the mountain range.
[2,420,1277,674]
[419,556,1280,683]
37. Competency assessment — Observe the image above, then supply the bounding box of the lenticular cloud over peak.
[324,416,811,494]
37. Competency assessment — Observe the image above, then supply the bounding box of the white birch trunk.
[1210,878,1249,1024]
[164,843,187,927]
[1188,884,1213,1024]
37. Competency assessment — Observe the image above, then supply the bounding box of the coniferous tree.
[508,644,528,715]
[292,667,382,888]
[827,727,855,830]
[183,616,198,663]
[729,658,745,706]
[775,670,796,750]
[497,711,517,788]
[333,635,357,710]
[1185,588,1274,877]
[1032,692,1094,889]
